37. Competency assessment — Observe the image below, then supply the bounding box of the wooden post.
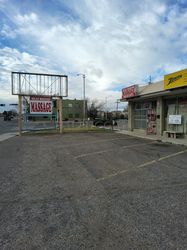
[59,97,63,134]
[18,95,22,136]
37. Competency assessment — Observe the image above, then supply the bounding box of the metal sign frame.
[11,72,68,97]
[11,72,68,135]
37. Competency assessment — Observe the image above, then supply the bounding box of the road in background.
[0,117,18,135]
[0,116,129,134]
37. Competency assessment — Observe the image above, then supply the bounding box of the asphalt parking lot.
[0,132,187,249]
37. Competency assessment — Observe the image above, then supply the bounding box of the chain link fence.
[22,118,128,132]
[115,119,128,130]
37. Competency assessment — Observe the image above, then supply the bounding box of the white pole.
[18,95,22,136]
[105,97,107,120]
[59,97,63,134]
[83,74,86,124]
[77,73,86,125]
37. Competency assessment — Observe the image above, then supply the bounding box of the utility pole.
[116,99,120,111]
[83,74,86,124]
[77,73,86,124]
[105,97,108,120]
[149,75,152,85]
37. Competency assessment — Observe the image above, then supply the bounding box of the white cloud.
[0,47,58,100]
[0,24,16,38]
[0,0,187,110]
[15,12,39,25]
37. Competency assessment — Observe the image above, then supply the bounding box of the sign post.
[18,95,22,136]
[59,97,63,134]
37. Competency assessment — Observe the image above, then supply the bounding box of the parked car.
[93,118,117,126]
[104,120,117,126]
[93,119,104,126]
[3,111,13,121]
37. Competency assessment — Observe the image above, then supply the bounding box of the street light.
[105,96,108,120]
[105,95,112,120]
[77,73,86,124]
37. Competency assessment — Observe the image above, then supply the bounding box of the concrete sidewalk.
[1,128,187,146]
[0,133,17,142]
[115,129,187,146]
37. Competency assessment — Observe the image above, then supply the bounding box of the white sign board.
[168,115,182,125]
[30,96,52,114]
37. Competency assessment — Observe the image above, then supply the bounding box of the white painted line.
[122,141,155,149]
[97,148,187,182]
[75,141,156,159]
[75,149,114,159]
[157,150,187,161]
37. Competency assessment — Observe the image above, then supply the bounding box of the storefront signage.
[122,85,137,99]
[30,96,52,114]
[164,69,187,90]
[168,115,182,125]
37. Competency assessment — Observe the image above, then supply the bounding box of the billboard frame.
[11,72,68,135]
[11,71,68,97]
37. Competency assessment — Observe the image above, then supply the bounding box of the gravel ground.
[0,132,186,250]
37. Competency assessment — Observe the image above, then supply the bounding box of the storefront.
[121,69,187,138]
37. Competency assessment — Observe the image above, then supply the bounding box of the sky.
[0,0,187,111]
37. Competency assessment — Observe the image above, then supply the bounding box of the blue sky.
[0,0,187,110]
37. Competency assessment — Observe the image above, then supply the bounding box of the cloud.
[15,12,38,25]
[0,47,58,100]
[0,0,187,110]
[0,24,16,38]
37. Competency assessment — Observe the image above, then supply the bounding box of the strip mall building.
[121,69,187,138]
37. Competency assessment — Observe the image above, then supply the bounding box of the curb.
[0,133,17,142]
[115,130,187,146]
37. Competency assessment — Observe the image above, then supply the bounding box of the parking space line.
[62,136,138,148]
[75,149,114,158]
[97,149,187,182]
[75,141,156,159]
[157,149,187,161]
[122,141,155,149]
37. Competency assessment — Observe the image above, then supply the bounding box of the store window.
[164,97,187,134]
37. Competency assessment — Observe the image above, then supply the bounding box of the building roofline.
[121,79,187,102]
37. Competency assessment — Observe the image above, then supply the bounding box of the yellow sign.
[164,68,187,90]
